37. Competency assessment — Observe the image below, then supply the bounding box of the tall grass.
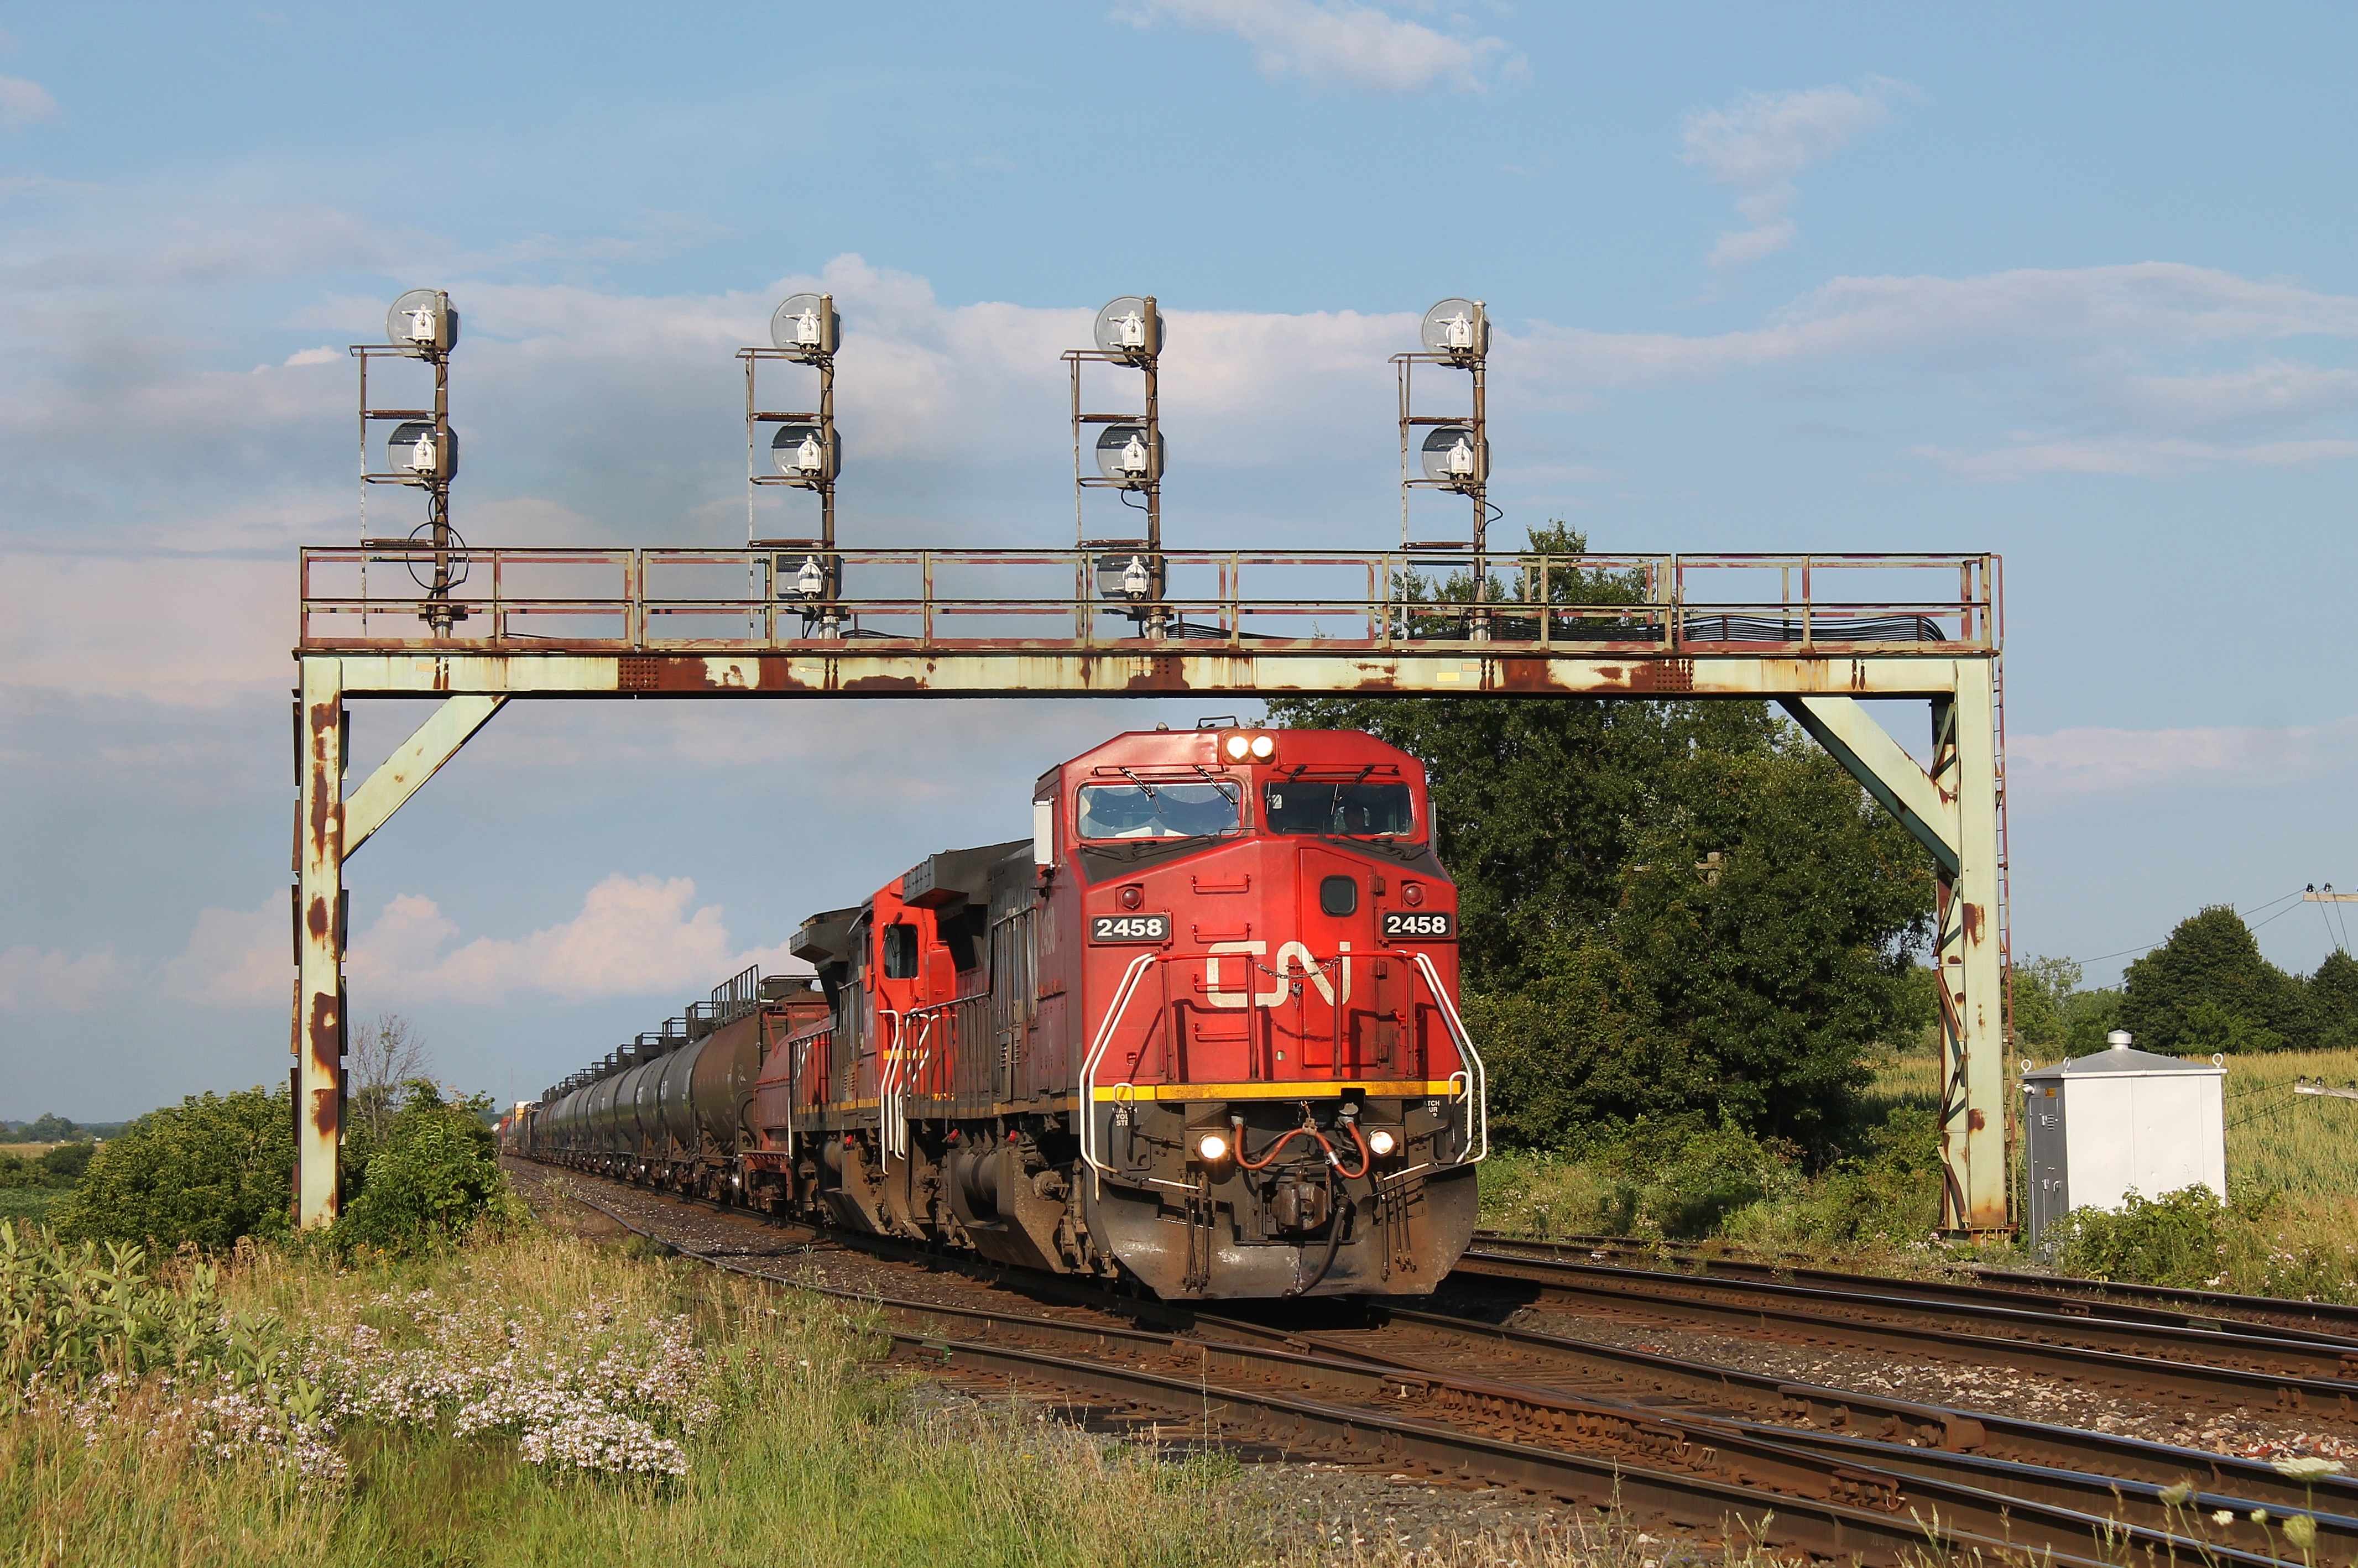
[7,1223,1773,1567]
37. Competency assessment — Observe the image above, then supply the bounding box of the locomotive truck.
[503,724,1487,1298]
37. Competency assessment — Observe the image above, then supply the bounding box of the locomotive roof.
[1056,725,1420,775]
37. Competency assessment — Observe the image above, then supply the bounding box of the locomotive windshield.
[1076,781,1240,840]
[1261,781,1416,838]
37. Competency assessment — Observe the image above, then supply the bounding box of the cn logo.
[1203,940,1352,1010]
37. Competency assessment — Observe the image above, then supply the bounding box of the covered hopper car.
[506,724,1487,1298]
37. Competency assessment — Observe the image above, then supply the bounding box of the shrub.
[51,1087,294,1252]
[2047,1185,2229,1288]
[0,1153,41,1191]
[331,1082,512,1256]
[0,1222,284,1403]
[36,1142,92,1183]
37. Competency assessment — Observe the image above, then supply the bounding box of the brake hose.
[1234,1121,1318,1170]
[1283,1163,1346,1298]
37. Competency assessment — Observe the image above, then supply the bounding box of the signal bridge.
[290,290,2013,1243]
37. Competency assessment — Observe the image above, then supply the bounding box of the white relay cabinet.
[2022,1035,2226,1243]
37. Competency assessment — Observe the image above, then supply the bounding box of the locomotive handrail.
[1078,952,1161,1196]
[882,1011,932,1162]
[884,1003,958,1161]
[1411,952,1489,1167]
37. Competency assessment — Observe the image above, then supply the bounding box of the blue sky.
[3,2,2355,1117]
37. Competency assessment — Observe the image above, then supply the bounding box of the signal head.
[387,289,458,353]
[1418,297,1488,362]
[1092,296,1165,362]
[769,292,839,361]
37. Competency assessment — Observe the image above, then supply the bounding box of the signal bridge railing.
[298,546,1998,656]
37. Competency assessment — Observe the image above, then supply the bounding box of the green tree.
[2311,950,2358,1052]
[2010,955,2123,1057]
[35,1142,93,1183]
[21,1112,81,1142]
[1269,525,1936,1156]
[2117,906,2310,1053]
[333,1080,510,1255]
[51,1086,294,1251]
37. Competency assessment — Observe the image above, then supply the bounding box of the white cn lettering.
[1273,941,1333,1006]
[1204,940,1264,1010]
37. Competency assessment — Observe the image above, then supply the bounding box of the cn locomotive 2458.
[503,725,1487,1298]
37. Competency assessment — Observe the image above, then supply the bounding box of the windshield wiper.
[1190,764,1239,801]
[1116,767,1159,799]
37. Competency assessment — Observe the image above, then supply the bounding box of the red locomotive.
[505,724,1486,1298]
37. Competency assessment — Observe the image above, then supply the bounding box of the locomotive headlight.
[1249,733,1275,760]
[1366,1128,1399,1158]
[1194,1131,1230,1162]
[1222,732,1250,761]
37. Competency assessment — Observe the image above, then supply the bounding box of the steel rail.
[1472,1231,2358,1350]
[1258,1305,2358,1522]
[1448,1251,2358,1408]
[533,1166,2350,1566]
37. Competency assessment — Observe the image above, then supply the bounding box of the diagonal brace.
[1779,696,1959,878]
[344,696,506,860]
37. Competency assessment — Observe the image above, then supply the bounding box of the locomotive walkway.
[517,1160,2358,1567]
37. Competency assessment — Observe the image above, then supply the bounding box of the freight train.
[500,724,1486,1298]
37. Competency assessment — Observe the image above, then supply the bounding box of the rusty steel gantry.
[290,545,2011,1237]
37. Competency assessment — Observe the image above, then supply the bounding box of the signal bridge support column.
[294,659,504,1228]
[1782,672,2005,1236]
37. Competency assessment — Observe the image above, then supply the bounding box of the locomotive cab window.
[881,922,919,979]
[1263,781,1416,838]
[1076,781,1239,840]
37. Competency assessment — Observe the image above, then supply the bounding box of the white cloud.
[1503,263,2358,479]
[145,875,815,1011]
[345,874,812,1005]
[2012,716,2358,798]
[0,76,56,129]
[0,944,133,1010]
[1913,434,2358,480]
[1117,0,1514,93]
[161,895,288,1006]
[1681,80,1910,271]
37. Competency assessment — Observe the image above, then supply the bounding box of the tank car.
[517,724,1486,1299]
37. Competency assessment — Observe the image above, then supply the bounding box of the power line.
[2062,888,2308,970]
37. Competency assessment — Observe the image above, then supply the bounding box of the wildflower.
[2159,1483,2193,1506]
[2273,1456,2347,1480]
[2213,1511,2235,1525]
[2251,1510,2270,1524]
[2284,1516,2318,1549]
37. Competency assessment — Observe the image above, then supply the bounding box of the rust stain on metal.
[1122,655,1187,692]
[306,896,330,941]
[1631,659,1694,694]
[1496,658,1563,694]
[618,655,659,691]
[305,700,339,856]
[1967,1109,1987,1132]
[1961,902,1983,941]
[305,991,340,1126]
[842,673,924,692]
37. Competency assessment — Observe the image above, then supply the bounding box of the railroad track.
[1475,1231,2358,1344]
[520,1163,2358,1567]
[1448,1246,2358,1418]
